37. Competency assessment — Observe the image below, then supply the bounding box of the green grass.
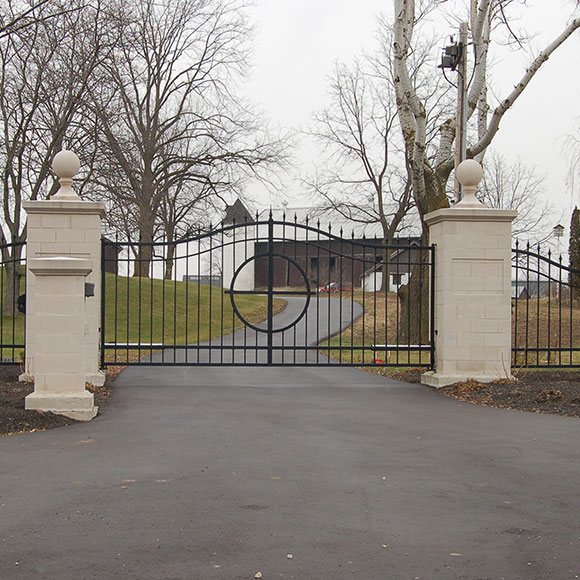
[0,266,25,362]
[318,290,431,368]
[0,273,281,364]
[102,272,280,346]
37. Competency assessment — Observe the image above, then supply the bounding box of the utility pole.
[454,22,468,202]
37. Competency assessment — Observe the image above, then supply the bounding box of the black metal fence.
[101,216,435,368]
[512,241,580,367]
[0,241,26,364]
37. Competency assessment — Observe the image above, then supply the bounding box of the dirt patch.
[438,371,580,417]
[378,367,580,417]
[0,365,114,436]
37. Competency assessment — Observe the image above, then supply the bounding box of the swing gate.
[100,216,435,368]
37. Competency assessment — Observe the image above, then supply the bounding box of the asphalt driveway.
[1,363,580,580]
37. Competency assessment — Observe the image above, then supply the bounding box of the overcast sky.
[243,1,580,229]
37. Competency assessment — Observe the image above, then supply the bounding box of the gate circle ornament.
[229,252,312,333]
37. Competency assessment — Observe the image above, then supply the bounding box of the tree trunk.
[398,166,448,344]
[2,242,25,316]
[133,225,153,278]
[165,240,176,280]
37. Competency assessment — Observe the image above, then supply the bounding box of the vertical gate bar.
[235,219,240,365]
[418,246,424,366]
[220,225,224,364]
[125,236,129,362]
[351,232,355,365]
[372,234,378,365]
[305,216,310,364]
[525,243,530,366]
[316,220,321,363]
[282,215,286,364]
[569,262,573,365]
[126,240,130,364]
[197,230,201,363]
[384,239,389,366]
[547,249,552,365]
[161,235,165,364]
[185,239,189,364]
[0,257,4,360]
[293,215,298,364]
[430,244,436,369]
[339,229,344,364]
[150,244,154,362]
[209,227,213,364]
[362,236,366,365]
[241,217,247,365]
[138,237,143,361]
[100,238,107,368]
[173,239,177,363]
[0,256,4,360]
[267,212,274,365]
[327,223,332,364]
[558,254,562,366]
[255,212,259,365]
[396,244,401,365]
[9,254,13,361]
[536,245,540,366]
[513,243,519,367]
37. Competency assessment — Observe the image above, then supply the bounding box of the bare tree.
[91,0,285,278]
[0,0,109,313]
[307,61,414,290]
[393,0,580,231]
[391,0,580,339]
[478,152,553,241]
[0,0,65,40]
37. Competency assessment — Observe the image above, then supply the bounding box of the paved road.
[149,296,363,364]
[1,304,580,578]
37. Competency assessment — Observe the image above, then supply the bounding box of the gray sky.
[243,1,580,226]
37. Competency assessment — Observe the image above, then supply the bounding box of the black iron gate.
[512,241,580,367]
[101,215,434,368]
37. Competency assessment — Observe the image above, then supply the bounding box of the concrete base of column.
[86,371,106,387]
[25,391,98,421]
[421,370,513,388]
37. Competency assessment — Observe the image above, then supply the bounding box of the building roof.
[223,199,420,241]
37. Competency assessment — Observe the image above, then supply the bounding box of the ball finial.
[52,150,80,179]
[455,159,485,208]
[456,159,483,188]
[51,150,81,200]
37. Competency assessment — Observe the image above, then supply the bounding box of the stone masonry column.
[23,151,106,420]
[421,160,517,388]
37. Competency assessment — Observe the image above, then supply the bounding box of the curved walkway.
[1,338,580,578]
[150,296,363,364]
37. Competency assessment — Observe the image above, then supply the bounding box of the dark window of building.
[329,257,336,272]
[310,257,319,269]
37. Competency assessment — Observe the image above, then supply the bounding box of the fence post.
[421,160,517,387]
[23,151,106,420]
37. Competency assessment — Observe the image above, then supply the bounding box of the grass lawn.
[318,289,432,367]
[512,295,580,367]
[0,266,25,363]
[102,273,284,363]
[0,273,283,364]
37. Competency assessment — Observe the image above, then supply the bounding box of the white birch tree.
[391,0,580,338]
